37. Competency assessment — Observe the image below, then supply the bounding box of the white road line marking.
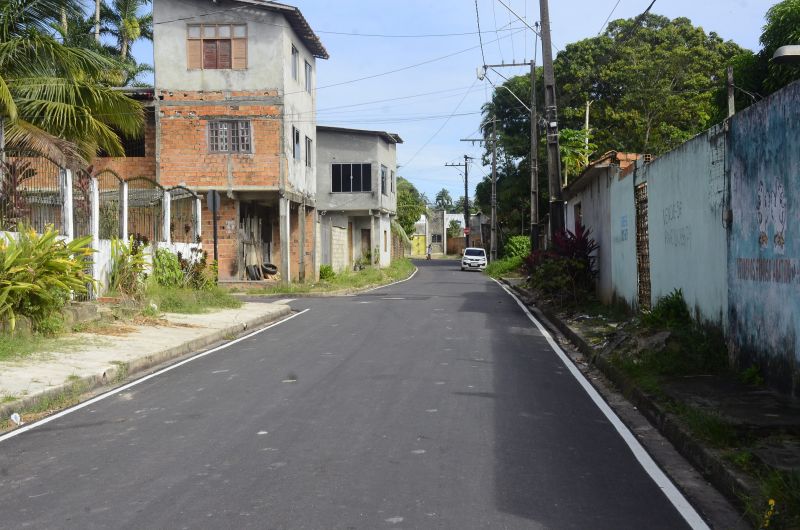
[0,309,311,444]
[273,298,295,305]
[493,279,709,530]
[358,266,419,294]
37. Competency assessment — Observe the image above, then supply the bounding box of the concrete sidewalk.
[0,302,291,421]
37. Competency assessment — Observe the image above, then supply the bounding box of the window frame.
[208,120,252,154]
[331,163,372,193]
[292,126,301,161]
[187,23,247,70]
[291,45,299,81]
[304,61,312,93]
[390,170,395,193]
[380,165,388,196]
[305,136,312,167]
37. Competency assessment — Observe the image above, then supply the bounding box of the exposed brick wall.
[304,206,315,281]
[199,196,238,280]
[91,108,157,180]
[289,205,300,282]
[157,90,282,190]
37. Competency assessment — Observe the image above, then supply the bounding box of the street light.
[772,45,800,65]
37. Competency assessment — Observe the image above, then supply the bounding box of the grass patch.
[145,284,242,314]
[484,256,524,279]
[0,333,88,363]
[667,402,739,448]
[245,259,415,295]
[743,470,800,530]
[0,377,91,432]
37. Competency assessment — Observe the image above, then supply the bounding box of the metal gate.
[635,183,651,310]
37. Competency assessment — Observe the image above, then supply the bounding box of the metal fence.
[0,150,65,234]
[126,176,163,245]
[168,186,200,244]
[96,169,124,240]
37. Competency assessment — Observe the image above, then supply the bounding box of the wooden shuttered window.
[187,24,247,70]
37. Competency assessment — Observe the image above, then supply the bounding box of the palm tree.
[0,0,144,165]
[101,0,152,60]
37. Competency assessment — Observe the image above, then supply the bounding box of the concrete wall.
[154,2,284,92]
[316,129,398,214]
[282,23,316,196]
[378,213,391,266]
[609,169,638,307]
[643,125,728,327]
[566,170,613,304]
[728,81,800,396]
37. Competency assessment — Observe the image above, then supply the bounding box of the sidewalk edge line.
[357,266,419,294]
[492,278,709,530]
[0,309,310,444]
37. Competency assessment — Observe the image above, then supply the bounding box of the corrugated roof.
[317,125,403,145]
[234,0,328,59]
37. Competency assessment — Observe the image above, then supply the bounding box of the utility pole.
[539,0,565,236]
[490,120,498,261]
[530,59,540,251]
[444,156,473,248]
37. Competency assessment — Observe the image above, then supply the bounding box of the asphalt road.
[0,260,697,529]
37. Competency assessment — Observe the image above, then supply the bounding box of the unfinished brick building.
[96,0,328,282]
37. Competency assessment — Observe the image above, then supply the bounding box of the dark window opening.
[331,163,372,193]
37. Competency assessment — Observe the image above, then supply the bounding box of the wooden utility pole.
[445,157,472,248]
[539,0,565,236]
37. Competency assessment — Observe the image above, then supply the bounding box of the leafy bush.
[319,264,335,281]
[153,248,184,288]
[504,235,531,259]
[524,224,599,305]
[179,249,216,290]
[109,236,147,296]
[641,288,692,329]
[0,225,94,331]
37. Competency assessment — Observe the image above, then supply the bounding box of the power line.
[401,78,479,169]
[475,0,487,66]
[598,0,622,35]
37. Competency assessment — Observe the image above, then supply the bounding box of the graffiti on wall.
[728,81,800,396]
[662,200,692,248]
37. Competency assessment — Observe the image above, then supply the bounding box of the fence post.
[195,196,202,241]
[90,177,100,299]
[61,169,74,241]
[162,190,171,245]
[120,180,128,240]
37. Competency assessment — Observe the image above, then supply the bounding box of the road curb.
[0,305,292,423]
[501,280,756,517]
[232,265,419,298]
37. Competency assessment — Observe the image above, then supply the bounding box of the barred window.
[209,120,251,153]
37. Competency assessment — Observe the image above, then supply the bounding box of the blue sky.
[132,0,770,203]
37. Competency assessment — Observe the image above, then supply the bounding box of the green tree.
[559,128,597,185]
[101,0,153,60]
[452,196,475,215]
[447,219,462,239]
[396,176,426,236]
[0,0,144,163]
[724,0,800,111]
[434,188,453,211]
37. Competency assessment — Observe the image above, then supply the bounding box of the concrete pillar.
[279,196,290,283]
[162,190,171,245]
[298,203,306,281]
[312,208,319,279]
[371,213,379,267]
[90,177,100,297]
[120,181,128,240]
[195,197,202,241]
[61,169,73,241]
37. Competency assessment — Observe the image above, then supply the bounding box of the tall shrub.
[0,225,94,331]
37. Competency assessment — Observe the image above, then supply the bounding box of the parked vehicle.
[461,247,487,271]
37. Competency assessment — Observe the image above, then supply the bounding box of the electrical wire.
[598,0,622,35]
[475,0,487,66]
[401,78,479,170]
